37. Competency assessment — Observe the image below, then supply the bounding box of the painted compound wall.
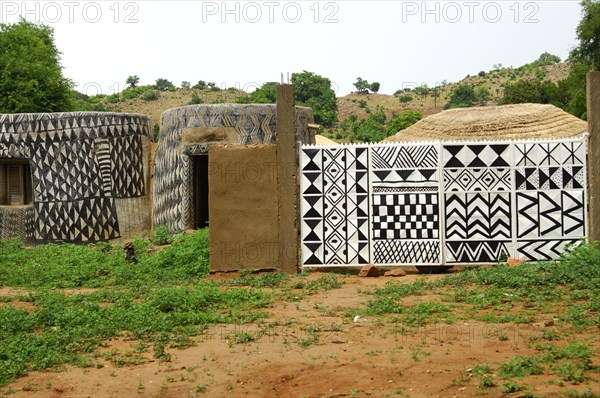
[0,112,152,243]
[300,137,588,266]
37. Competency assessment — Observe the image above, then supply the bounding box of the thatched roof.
[315,134,338,145]
[386,104,587,142]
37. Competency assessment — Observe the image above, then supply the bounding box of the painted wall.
[300,137,588,266]
[0,112,152,243]
[153,104,314,232]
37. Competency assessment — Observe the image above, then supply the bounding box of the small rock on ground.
[384,268,406,277]
[358,264,379,277]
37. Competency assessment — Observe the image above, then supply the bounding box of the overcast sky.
[1,0,583,96]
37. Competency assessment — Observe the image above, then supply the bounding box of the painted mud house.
[0,112,152,243]
[152,103,315,271]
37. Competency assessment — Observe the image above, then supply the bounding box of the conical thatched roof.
[386,104,587,142]
[315,134,338,145]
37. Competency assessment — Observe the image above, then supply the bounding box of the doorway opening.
[192,155,209,229]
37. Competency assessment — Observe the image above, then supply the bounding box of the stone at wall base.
[358,264,379,277]
[384,268,407,277]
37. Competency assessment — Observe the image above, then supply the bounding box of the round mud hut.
[386,103,587,142]
[153,104,315,232]
[0,112,153,243]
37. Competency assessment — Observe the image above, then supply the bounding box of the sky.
[0,0,584,96]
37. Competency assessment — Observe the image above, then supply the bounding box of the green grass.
[1,237,598,393]
[0,229,210,289]
[0,229,279,386]
[0,282,271,385]
[499,356,545,378]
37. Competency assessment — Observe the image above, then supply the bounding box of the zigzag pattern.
[0,113,151,143]
[446,241,510,263]
[516,191,584,239]
[445,193,511,239]
[372,145,438,169]
[518,239,579,261]
[562,190,585,236]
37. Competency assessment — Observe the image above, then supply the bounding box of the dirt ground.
[2,271,598,398]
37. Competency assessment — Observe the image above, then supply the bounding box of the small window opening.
[0,160,33,206]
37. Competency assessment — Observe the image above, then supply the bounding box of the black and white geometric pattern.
[515,141,585,167]
[514,139,587,260]
[35,198,119,242]
[443,144,511,168]
[0,112,152,243]
[444,168,511,192]
[515,166,585,190]
[517,239,580,261]
[372,194,438,239]
[374,240,440,264]
[300,146,370,265]
[372,145,438,169]
[445,193,511,240]
[300,137,588,267]
[446,241,511,263]
[110,135,145,197]
[516,190,585,239]
[153,105,315,232]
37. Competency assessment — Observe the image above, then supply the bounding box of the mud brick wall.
[208,145,280,272]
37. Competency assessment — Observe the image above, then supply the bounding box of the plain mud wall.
[209,144,279,272]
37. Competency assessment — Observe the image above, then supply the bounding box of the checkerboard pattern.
[372,194,438,239]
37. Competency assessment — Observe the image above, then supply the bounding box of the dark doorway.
[192,155,209,229]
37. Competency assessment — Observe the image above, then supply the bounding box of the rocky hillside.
[97,60,570,127]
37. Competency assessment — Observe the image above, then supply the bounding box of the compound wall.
[300,136,588,266]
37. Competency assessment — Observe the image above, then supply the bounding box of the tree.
[353,77,370,93]
[370,82,380,93]
[126,75,140,89]
[385,111,422,137]
[499,79,551,104]
[247,82,277,103]
[181,81,191,89]
[207,82,221,91]
[291,71,338,127]
[475,87,491,105]
[154,78,175,91]
[570,0,600,69]
[537,52,561,64]
[0,20,73,113]
[193,80,207,90]
[444,84,476,109]
[555,63,589,119]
